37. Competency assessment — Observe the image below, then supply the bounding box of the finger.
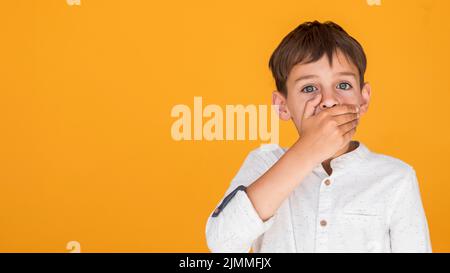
[302,94,322,120]
[326,104,359,116]
[339,119,358,135]
[333,112,359,126]
[343,127,357,143]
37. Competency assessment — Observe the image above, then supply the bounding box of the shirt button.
[320,220,327,227]
[324,179,331,186]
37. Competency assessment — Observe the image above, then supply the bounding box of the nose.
[320,102,338,109]
[319,90,339,110]
[313,90,340,115]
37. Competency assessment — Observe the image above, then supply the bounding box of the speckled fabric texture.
[205,141,432,253]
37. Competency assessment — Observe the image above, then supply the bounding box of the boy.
[205,21,432,252]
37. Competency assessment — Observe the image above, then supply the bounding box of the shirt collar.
[312,140,371,177]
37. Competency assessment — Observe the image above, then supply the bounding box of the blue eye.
[337,82,352,90]
[302,85,318,93]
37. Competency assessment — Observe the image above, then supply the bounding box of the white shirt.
[205,141,432,253]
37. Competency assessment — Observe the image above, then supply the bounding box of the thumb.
[302,94,322,120]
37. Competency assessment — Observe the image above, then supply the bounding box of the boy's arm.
[388,168,432,252]
[246,139,321,221]
[205,143,318,253]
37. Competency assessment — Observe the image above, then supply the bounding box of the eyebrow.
[336,71,357,79]
[294,71,357,82]
[294,74,319,82]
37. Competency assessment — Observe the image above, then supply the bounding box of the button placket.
[316,177,333,252]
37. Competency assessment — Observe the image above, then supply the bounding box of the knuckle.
[326,120,338,130]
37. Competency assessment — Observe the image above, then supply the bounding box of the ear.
[272,91,291,121]
[359,82,371,116]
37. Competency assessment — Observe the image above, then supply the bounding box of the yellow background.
[1,0,449,252]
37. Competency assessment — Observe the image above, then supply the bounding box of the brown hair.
[268,20,367,96]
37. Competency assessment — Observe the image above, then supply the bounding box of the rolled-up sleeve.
[205,148,279,252]
[388,168,432,252]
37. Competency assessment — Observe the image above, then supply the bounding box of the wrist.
[290,138,323,167]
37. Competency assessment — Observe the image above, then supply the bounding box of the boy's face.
[273,49,371,134]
